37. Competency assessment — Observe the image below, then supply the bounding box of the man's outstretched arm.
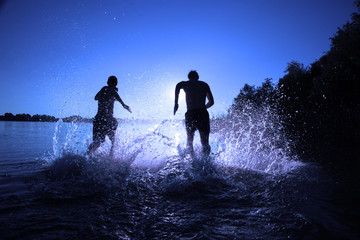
[174,83,182,115]
[116,94,132,113]
[206,89,214,109]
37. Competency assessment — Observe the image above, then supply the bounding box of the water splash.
[51,118,92,159]
[211,104,302,174]
[49,102,301,177]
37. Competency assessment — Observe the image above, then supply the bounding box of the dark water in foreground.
[0,121,359,239]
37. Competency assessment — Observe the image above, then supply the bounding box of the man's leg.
[87,142,101,154]
[185,111,195,154]
[186,128,195,153]
[109,118,118,156]
[87,119,104,154]
[199,109,211,156]
[199,131,210,155]
[108,129,116,157]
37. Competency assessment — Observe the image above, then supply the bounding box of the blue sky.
[0,0,356,119]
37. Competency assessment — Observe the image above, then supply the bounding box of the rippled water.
[0,120,359,239]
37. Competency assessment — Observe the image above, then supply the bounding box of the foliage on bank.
[230,1,360,166]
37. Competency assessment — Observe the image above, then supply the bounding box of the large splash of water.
[212,104,301,174]
[48,102,302,177]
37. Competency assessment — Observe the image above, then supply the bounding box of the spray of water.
[212,103,301,174]
[51,119,92,158]
[48,100,301,181]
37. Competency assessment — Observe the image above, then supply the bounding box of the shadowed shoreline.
[0,113,91,123]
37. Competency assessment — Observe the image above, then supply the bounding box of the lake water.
[0,120,359,239]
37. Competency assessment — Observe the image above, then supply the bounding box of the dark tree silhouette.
[230,1,360,168]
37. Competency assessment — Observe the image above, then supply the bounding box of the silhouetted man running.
[174,70,214,155]
[87,76,131,155]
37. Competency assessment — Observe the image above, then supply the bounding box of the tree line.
[230,1,360,167]
[0,113,92,123]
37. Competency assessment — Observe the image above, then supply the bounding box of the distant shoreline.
[0,113,182,124]
[0,113,91,123]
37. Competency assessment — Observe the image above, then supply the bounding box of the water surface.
[0,121,358,239]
